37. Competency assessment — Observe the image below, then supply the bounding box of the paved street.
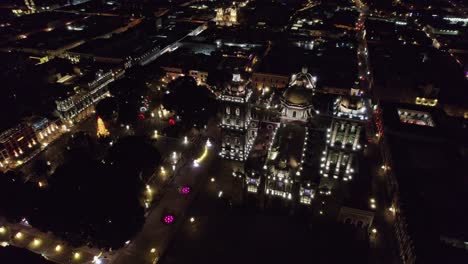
[0,220,107,264]
[112,138,216,264]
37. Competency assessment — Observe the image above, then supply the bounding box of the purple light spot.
[164,215,174,224]
[181,186,191,195]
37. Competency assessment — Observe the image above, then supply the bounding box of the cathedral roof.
[282,85,313,106]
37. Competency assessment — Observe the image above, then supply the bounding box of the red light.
[138,113,145,119]
[168,118,176,125]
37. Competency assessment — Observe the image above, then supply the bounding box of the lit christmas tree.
[96,116,110,138]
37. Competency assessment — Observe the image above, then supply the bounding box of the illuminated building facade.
[219,73,255,161]
[334,95,368,121]
[56,70,114,121]
[0,124,38,167]
[223,66,372,208]
[24,0,36,13]
[264,123,306,203]
[299,181,315,205]
[215,6,238,26]
[280,67,317,122]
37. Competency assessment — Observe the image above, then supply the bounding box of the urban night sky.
[0,0,467,264]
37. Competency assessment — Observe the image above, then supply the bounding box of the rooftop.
[382,102,468,257]
[267,122,306,172]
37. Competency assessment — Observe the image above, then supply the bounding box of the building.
[378,102,468,264]
[221,68,327,206]
[55,70,114,121]
[219,73,256,161]
[215,5,238,26]
[219,61,376,213]
[188,70,209,85]
[280,67,317,122]
[264,123,306,203]
[251,72,289,90]
[30,117,65,144]
[0,124,38,168]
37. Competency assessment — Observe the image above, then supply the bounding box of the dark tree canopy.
[108,76,147,126]
[0,136,161,249]
[109,136,162,183]
[0,171,37,223]
[31,159,51,179]
[163,76,218,128]
[95,97,119,122]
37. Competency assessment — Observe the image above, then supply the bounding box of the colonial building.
[215,5,238,26]
[251,72,289,90]
[55,70,114,121]
[220,67,372,210]
[219,73,256,161]
[280,67,317,122]
[0,124,38,168]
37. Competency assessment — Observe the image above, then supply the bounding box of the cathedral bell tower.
[219,73,253,161]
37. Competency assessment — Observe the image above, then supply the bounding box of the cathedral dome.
[282,85,313,106]
[339,96,364,111]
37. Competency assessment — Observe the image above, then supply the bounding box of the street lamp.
[93,256,102,264]
[0,227,5,234]
[190,217,195,223]
[146,185,153,194]
[73,252,81,260]
[33,238,42,247]
[55,245,62,252]
[15,232,23,239]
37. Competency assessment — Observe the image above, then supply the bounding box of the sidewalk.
[0,220,112,264]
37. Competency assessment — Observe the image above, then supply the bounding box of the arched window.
[292,111,297,118]
[226,106,230,115]
[357,221,363,228]
[235,108,240,116]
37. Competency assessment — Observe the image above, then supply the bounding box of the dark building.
[378,102,468,264]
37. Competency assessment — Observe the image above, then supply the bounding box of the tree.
[163,76,218,129]
[0,171,37,223]
[26,135,161,249]
[108,76,147,127]
[109,136,162,183]
[97,116,110,138]
[32,159,51,179]
[95,97,118,122]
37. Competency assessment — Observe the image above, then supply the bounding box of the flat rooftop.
[382,102,468,256]
[256,43,357,88]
